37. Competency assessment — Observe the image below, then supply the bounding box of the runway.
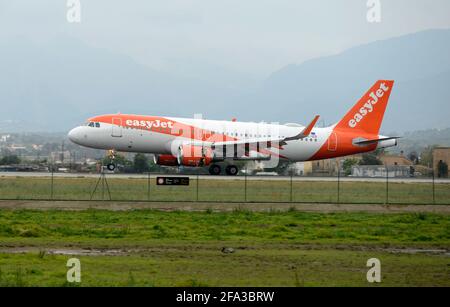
[1,171,449,184]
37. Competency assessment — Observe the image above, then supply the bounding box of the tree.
[0,155,21,165]
[133,153,150,173]
[359,153,382,165]
[407,151,419,164]
[419,145,437,167]
[437,160,448,178]
[102,154,132,167]
[343,158,358,176]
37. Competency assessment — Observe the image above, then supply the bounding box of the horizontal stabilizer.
[353,136,400,146]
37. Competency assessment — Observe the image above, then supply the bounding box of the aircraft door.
[112,117,123,137]
[327,132,337,151]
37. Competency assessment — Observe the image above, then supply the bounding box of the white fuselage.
[69,117,336,162]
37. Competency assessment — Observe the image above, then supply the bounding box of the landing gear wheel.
[106,163,116,171]
[208,164,221,175]
[105,149,116,172]
[225,165,239,176]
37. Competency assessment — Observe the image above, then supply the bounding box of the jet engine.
[177,145,214,167]
[154,154,179,166]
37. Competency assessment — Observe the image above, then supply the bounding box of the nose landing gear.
[106,149,116,171]
[106,163,116,171]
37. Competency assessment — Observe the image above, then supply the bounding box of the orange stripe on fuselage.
[89,114,238,143]
[89,114,288,158]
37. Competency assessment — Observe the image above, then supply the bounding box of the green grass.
[0,210,449,246]
[0,248,448,287]
[0,176,449,204]
[0,209,448,286]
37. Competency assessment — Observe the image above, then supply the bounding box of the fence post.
[50,168,54,200]
[196,173,199,202]
[102,171,105,201]
[385,165,389,204]
[432,170,435,204]
[337,167,340,204]
[147,172,151,201]
[244,165,247,202]
[290,174,293,202]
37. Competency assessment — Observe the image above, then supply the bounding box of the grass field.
[0,176,449,204]
[0,209,448,286]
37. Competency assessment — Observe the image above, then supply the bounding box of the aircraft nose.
[68,127,83,144]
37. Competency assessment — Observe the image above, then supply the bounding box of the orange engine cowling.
[177,145,214,167]
[154,154,179,166]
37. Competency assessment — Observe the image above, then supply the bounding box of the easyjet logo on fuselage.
[348,82,390,128]
[125,118,174,130]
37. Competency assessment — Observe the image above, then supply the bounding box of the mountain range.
[1,29,449,133]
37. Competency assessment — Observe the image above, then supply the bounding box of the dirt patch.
[0,247,134,256]
[0,200,449,214]
[387,248,450,256]
[0,245,448,257]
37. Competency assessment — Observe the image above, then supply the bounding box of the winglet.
[283,115,320,142]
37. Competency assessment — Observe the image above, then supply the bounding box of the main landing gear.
[208,164,239,176]
[106,149,116,171]
[208,164,221,175]
[225,165,238,176]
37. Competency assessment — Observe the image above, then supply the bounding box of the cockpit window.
[95,122,100,128]
[88,122,95,127]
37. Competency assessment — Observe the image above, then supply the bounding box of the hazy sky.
[1,0,450,77]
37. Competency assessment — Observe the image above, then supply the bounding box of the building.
[351,153,417,178]
[379,153,413,166]
[0,135,10,143]
[311,158,339,176]
[311,156,356,176]
[286,161,313,176]
[50,151,72,164]
[351,165,412,178]
[433,147,450,177]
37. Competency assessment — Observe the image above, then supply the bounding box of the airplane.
[68,80,398,175]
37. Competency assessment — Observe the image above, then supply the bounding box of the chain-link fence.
[0,171,449,204]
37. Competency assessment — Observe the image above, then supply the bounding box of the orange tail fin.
[335,80,394,135]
